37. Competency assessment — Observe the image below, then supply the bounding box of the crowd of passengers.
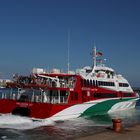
[13,75,76,88]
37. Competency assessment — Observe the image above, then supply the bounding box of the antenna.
[67,29,70,74]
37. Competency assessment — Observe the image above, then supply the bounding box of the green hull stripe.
[80,98,137,117]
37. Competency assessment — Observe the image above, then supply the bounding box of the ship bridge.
[93,65,115,79]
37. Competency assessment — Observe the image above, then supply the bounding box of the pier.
[75,124,140,140]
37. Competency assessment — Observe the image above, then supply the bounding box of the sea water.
[0,91,140,140]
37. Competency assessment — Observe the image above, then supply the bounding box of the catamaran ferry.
[0,47,139,120]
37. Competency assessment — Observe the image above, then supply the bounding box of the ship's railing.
[0,88,21,100]
[0,88,69,104]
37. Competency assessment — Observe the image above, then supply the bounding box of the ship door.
[86,91,91,101]
[82,91,90,102]
[82,91,87,102]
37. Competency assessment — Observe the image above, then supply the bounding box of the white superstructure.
[77,47,133,93]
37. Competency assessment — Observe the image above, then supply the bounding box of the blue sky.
[0,0,140,86]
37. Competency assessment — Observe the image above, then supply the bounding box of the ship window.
[24,89,67,104]
[68,76,76,88]
[90,80,92,87]
[84,79,87,87]
[93,80,95,87]
[98,81,115,87]
[43,90,69,104]
[119,83,129,87]
[87,80,90,87]
[60,90,68,103]
[0,88,20,100]
[96,80,98,87]
[18,94,29,102]
[93,93,117,98]
[122,93,133,97]
[18,89,42,102]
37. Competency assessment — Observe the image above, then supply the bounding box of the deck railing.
[0,88,68,104]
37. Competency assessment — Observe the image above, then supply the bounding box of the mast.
[93,42,97,67]
[91,42,97,73]
[67,29,70,74]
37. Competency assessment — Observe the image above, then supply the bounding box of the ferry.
[0,47,139,121]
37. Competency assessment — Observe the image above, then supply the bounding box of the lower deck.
[0,87,138,119]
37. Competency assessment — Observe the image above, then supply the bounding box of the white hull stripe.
[50,97,139,121]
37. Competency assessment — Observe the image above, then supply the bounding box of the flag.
[96,52,103,56]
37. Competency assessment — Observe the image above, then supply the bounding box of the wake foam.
[0,114,55,130]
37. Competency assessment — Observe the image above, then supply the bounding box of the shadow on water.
[86,96,140,127]
[86,114,112,125]
[136,100,140,106]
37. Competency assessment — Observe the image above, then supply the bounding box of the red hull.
[0,99,74,119]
